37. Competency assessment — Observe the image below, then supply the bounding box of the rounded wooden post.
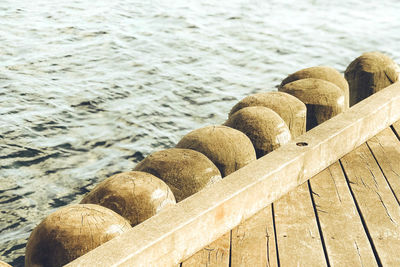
[229,92,306,138]
[345,52,399,106]
[0,261,12,267]
[81,171,176,226]
[25,204,131,267]
[225,107,291,158]
[134,148,222,202]
[280,66,350,109]
[279,78,346,130]
[176,126,256,177]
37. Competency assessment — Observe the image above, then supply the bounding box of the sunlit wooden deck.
[182,121,400,266]
[68,83,400,267]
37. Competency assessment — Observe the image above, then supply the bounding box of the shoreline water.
[1,0,400,265]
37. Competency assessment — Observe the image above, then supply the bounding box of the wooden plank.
[310,162,378,267]
[179,122,400,267]
[340,144,400,266]
[391,120,400,138]
[274,182,326,266]
[68,83,400,267]
[181,233,230,267]
[367,127,400,203]
[230,205,277,267]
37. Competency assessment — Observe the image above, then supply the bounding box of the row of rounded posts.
[12,52,398,267]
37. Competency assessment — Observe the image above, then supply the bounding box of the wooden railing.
[67,82,400,267]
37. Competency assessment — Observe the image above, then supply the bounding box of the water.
[1,0,399,265]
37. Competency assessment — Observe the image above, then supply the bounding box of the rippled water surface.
[1,0,400,265]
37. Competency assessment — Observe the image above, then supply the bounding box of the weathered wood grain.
[367,127,400,204]
[310,162,377,267]
[181,233,230,267]
[345,52,399,106]
[230,205,277,267]
[68,83,400,267]
[340,144,400,266]
[274,182,326,266]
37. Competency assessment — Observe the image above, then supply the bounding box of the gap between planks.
[367,126,400,207]
[311,162,378,267]
[340,142,400,266]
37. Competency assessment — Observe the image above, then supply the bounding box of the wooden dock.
[181,121,400,266]
[68,82,400,267]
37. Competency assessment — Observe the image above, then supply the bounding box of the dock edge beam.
[68,82,400,267]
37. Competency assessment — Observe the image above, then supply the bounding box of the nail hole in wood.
[296,142,308,147]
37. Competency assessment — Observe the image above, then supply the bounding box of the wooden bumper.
[67,82,400,267]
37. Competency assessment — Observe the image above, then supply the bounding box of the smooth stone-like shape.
[0,261,12,267]
[81,171,176,226]
[176,126,257,177]
[280,66,350,109]
[229,91,306,138]
[345,52,399,106]
[279,78,346,130]
[134,148,222,202]
[25,204,131,267]
[225,107,291,158]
